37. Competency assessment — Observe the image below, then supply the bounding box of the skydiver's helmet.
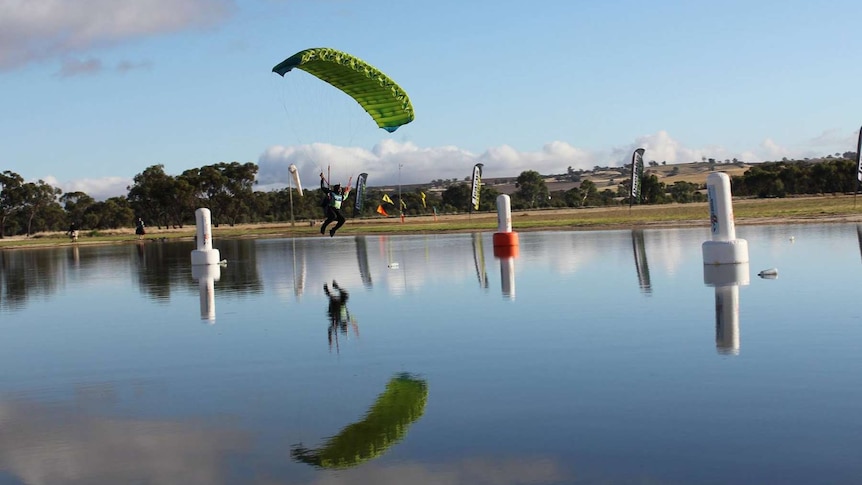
[333,184,342,193]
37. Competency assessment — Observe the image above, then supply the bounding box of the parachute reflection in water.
[291,373,428,469]
[272,48,415,133]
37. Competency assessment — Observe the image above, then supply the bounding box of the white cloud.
[606,130,847,166]
[0,0,235,71]
[478,141,594,175]
[808,128,855,148]
[759,138,787,159]
[43,175,131,200]
[257,140,596,189]
[610,130,709,166]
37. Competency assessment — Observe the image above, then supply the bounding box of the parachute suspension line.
[271,74,307,148]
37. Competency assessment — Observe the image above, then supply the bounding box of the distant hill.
[478,161,752,195]
[376,156,855,195]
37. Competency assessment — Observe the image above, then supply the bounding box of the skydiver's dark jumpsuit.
[320,177,347,236]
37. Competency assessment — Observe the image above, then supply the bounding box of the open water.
[0,224,860,484]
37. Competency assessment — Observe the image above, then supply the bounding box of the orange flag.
[376,204,388,217]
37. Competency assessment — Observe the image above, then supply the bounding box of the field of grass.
[3,194,862,250]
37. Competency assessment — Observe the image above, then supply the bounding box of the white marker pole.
[702,173,748,265]
[191,208,221,265]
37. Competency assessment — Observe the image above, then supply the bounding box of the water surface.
[1,224,860,484]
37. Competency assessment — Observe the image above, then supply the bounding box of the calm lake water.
[1,224,860,484]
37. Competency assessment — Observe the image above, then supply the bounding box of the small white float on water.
[758,268,778,279]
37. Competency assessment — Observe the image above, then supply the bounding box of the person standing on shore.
[319,172,350,237]
[135,218,146,239]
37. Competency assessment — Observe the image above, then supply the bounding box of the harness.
[329,192,344,209]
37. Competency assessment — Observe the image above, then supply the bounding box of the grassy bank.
[3,195,862,250]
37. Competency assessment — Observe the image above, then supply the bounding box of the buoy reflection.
[704,263,749,355]
[192,264,221,323]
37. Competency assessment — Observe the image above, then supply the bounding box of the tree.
[478,186,500,211]
[578,179,600,206]
[513,170,548,208]
[127,165,177,228]
[640,175,668,204]
[20,180,62,236]
[441,183,471,212]
[84,197,135,229]
[669,181,700,203]
[60,191,95,228]
[192,162,258,226]
[0,171,25,238]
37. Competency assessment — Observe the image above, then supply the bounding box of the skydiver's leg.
[321,208,335,234]
[329,210,346,236]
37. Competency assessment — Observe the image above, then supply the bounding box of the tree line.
[0,154,858,238]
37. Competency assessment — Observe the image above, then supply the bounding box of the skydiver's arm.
[320,172,329,191]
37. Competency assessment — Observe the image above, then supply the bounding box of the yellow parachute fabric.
[273,48,415,133]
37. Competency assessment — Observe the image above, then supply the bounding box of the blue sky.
[1,0,860,199]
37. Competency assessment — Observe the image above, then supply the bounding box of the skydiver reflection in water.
[324,280,358,352]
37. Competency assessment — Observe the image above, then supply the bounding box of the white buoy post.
[492,195,519,300]
[702,173,748,265]
[190,208,221,323]
[492,195,519,248]
[191,208,221,266]
[701,174,749,355]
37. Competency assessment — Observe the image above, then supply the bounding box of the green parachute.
[291,373,428,469]
[273,48,415,133]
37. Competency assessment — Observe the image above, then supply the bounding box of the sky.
[1,0,861,200]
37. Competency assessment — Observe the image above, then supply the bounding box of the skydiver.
[320,172,350,237]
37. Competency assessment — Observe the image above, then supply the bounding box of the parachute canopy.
[273,48,415,133]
